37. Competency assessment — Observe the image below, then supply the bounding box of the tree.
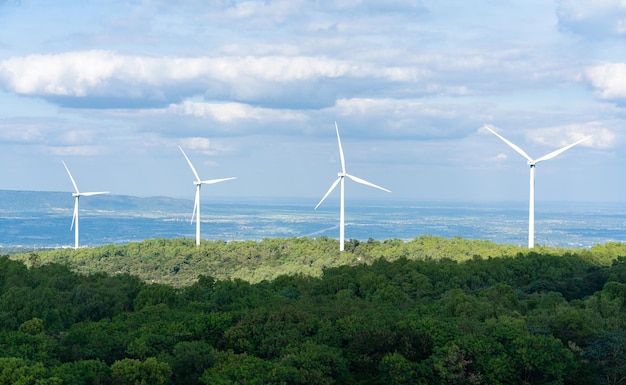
[379,352,422,385]
[0,357,60,385]
[110,357,171,385]
[511,334,575,385]
[168,341,216,385]
[18,318,44,335]
[432,343,482,385]
[280,341,350,385]
[134,284,178,311]
[585,331,626,385]
[51,360,111,385]
[200,351,295,385]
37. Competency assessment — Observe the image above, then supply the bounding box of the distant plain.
[1,190,624,251]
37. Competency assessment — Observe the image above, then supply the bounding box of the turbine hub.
[527,160,535,167]
[338,172,346,177]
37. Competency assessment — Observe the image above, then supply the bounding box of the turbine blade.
[62,161,80,193]
[484,125,533,162]
[534,135,593,164]
[80,191,110,197]
[191,187,199,224]
[345,173,391,193]
[335,122,346,174]
[200,177,237,185]
[315,177,342,209]
[179,146,202,182]
[70,197,78,231]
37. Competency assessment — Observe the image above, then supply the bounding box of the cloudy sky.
[0,0,625,204]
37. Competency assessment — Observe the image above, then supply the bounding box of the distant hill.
[0,189,193,216]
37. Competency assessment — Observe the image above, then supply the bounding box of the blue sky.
[0,0,624,203]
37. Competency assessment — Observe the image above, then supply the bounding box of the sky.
[0,0,625,204]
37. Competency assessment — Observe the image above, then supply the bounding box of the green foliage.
[50,360,111,385]
[134,284,178,311]
[379,352,422,385]
[18,318,44,336]
[12,236,611,287]
[200,351,295,385]
[168,341,216,385]
[1,238,626,384]
[280,340,350,384]
[0,357,60,385]
[110,357,171,385]
[0,330,60,366]
[585,331,626,385]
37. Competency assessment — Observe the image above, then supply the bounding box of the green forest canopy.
[9,236,626,286]
[1,236,625,384]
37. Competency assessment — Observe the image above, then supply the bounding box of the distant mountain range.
[0,190,194,216]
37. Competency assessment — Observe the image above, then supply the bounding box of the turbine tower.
[315,122,391,251]
[484,125,591,248]
[62,161,109,249]
[179,146,236,246]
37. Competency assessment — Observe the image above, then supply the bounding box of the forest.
[1,236,625,384]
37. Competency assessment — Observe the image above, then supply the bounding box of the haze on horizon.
[0,1,624,204]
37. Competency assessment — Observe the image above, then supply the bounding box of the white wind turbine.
[179,146,236,246]
[315,122,391,251]
[62,161,109,250]
[484,125,592,248]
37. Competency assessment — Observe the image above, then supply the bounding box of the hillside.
[0,189,193,215]
[10,236,626,287]
[1,238,626,384]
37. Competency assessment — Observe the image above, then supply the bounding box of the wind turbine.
[315,122,391,251]
[62,161,109,250]
[484,125,592,248]
[179,146,236,246]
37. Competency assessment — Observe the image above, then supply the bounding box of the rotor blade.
[335,122,346,174]
[62,161,80,194]
[534,135,593,164]
[200,177,237,185]
[191,187,199,224]
[70,197,78,231]
[179,146,202,182]
[314,177,342,209]
[484,125,533,162]
[345,173,391,193]
[80,191,110,197]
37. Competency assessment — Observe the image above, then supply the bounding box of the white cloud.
[556,0,626,37]
[47,145,104,157]
[180,137,210,150]
[495,153,508,162]
[483,152,510,168]
[166,100,308,123]
[530,122,616,149]
[0,121,44,142]
[0,117,103,147]
[584,63,626,101]
[0,51,423,108]
[0,51,120,96]
[179,137,237,159]
[332,98,489,139]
